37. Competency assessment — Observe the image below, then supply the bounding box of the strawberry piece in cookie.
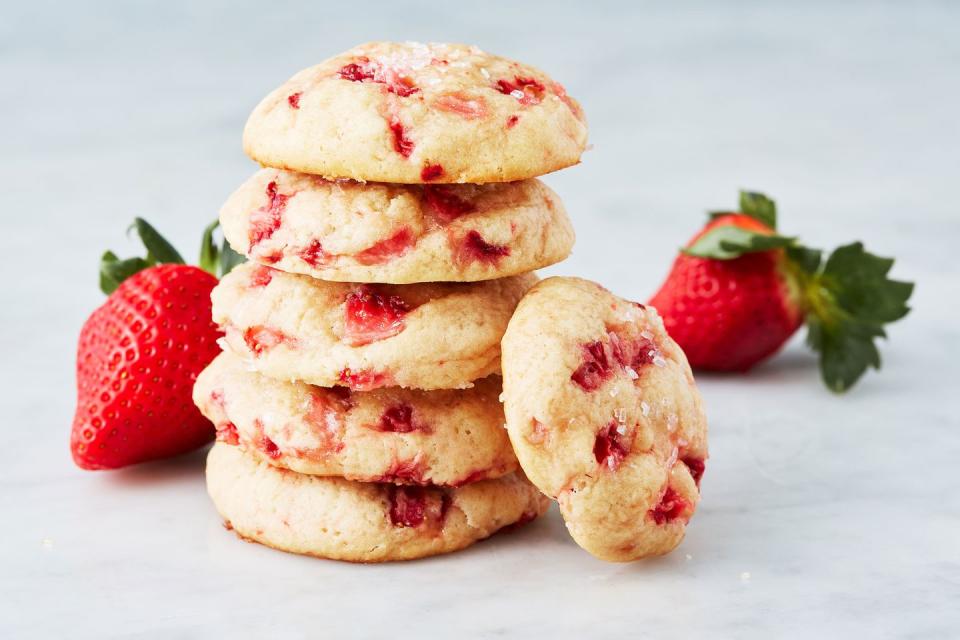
[219,169,573,284]
[243,325,294,355]
[242,42,588,184]
[337,56,420,97]
[434,92,488,119]
[211,262,536,390]
[205,443,549,562]
[354,228,415,265]
[343,285,413,346]
[194,354,518,485]
[248,180,292,249]
[495,76,546,106]
[453,230,511,266]
[501,277,708,562]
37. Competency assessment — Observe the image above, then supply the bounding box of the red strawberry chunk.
[434,92,488,119]
[377,404,423,433]
[495,76,546,106]
[506,114,520,128]
[343,285,412,346]
[388,486,428,527]
[420,164,444,181]
[593,420,632,470]
[570,340,613,391]
[259,435,281,459]
[299,239,330,268]
[609,330,658,371]
[337,368,391,391]
[248,265,274,288]
[354,227,415,265]
[338,59,375,82]
[252,418,281,459]
[378,456,426,484]
[453,230,510,266]
[248,180,291,248]
[215,422,240,445]
[423,186,476,225]
[389,118,415,158]
[682,456,706,488]
[338,57,420,97]
[649,487,689,525]
[287,92,302,109]
[243,325,292,355]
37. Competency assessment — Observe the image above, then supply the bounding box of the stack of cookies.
[194,42,589,562]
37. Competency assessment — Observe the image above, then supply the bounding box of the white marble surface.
[2,1,958,638]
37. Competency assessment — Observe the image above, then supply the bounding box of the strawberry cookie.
[500,277,708,562]
[220,169,574,284]
[243,41,588,183]
[194,352,517,485]
[212,262,536,390]
[206,443,549,562]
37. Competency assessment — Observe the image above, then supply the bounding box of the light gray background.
[2,1,958,638]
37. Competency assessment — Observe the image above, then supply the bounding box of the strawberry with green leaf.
[648,192,913,392]
[71,218,244,470]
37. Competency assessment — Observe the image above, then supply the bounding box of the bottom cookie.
[206,442,549,562]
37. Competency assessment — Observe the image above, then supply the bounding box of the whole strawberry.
[649,192,913,392]
[71,218,245,469]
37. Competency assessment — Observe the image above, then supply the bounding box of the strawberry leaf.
[821,243,913,324]
[798,242,914,392]
[99,251,151,295]
[100,218,188,294]
[707,210,737,220]
[739,191,777,229]
[219,238,246,276]
[199,220,221,276]
[131,218,184,265]
[785,245,822,275]
[683,226,795,260]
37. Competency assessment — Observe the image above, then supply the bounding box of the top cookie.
[243,42,588,183]
[501,277,708,562]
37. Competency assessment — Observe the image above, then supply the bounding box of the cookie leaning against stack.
[196,41,587,562]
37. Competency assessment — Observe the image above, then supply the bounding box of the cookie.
[500,277,708,562]
[194,352,517,485]
[212,262,536,390]
[206,442,549,562]
[243,41,588,183]
[220,169,574,284]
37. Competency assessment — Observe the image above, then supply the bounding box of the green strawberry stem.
[788,243,913,392]
[683,191,914,392]
[99,217,245,294]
